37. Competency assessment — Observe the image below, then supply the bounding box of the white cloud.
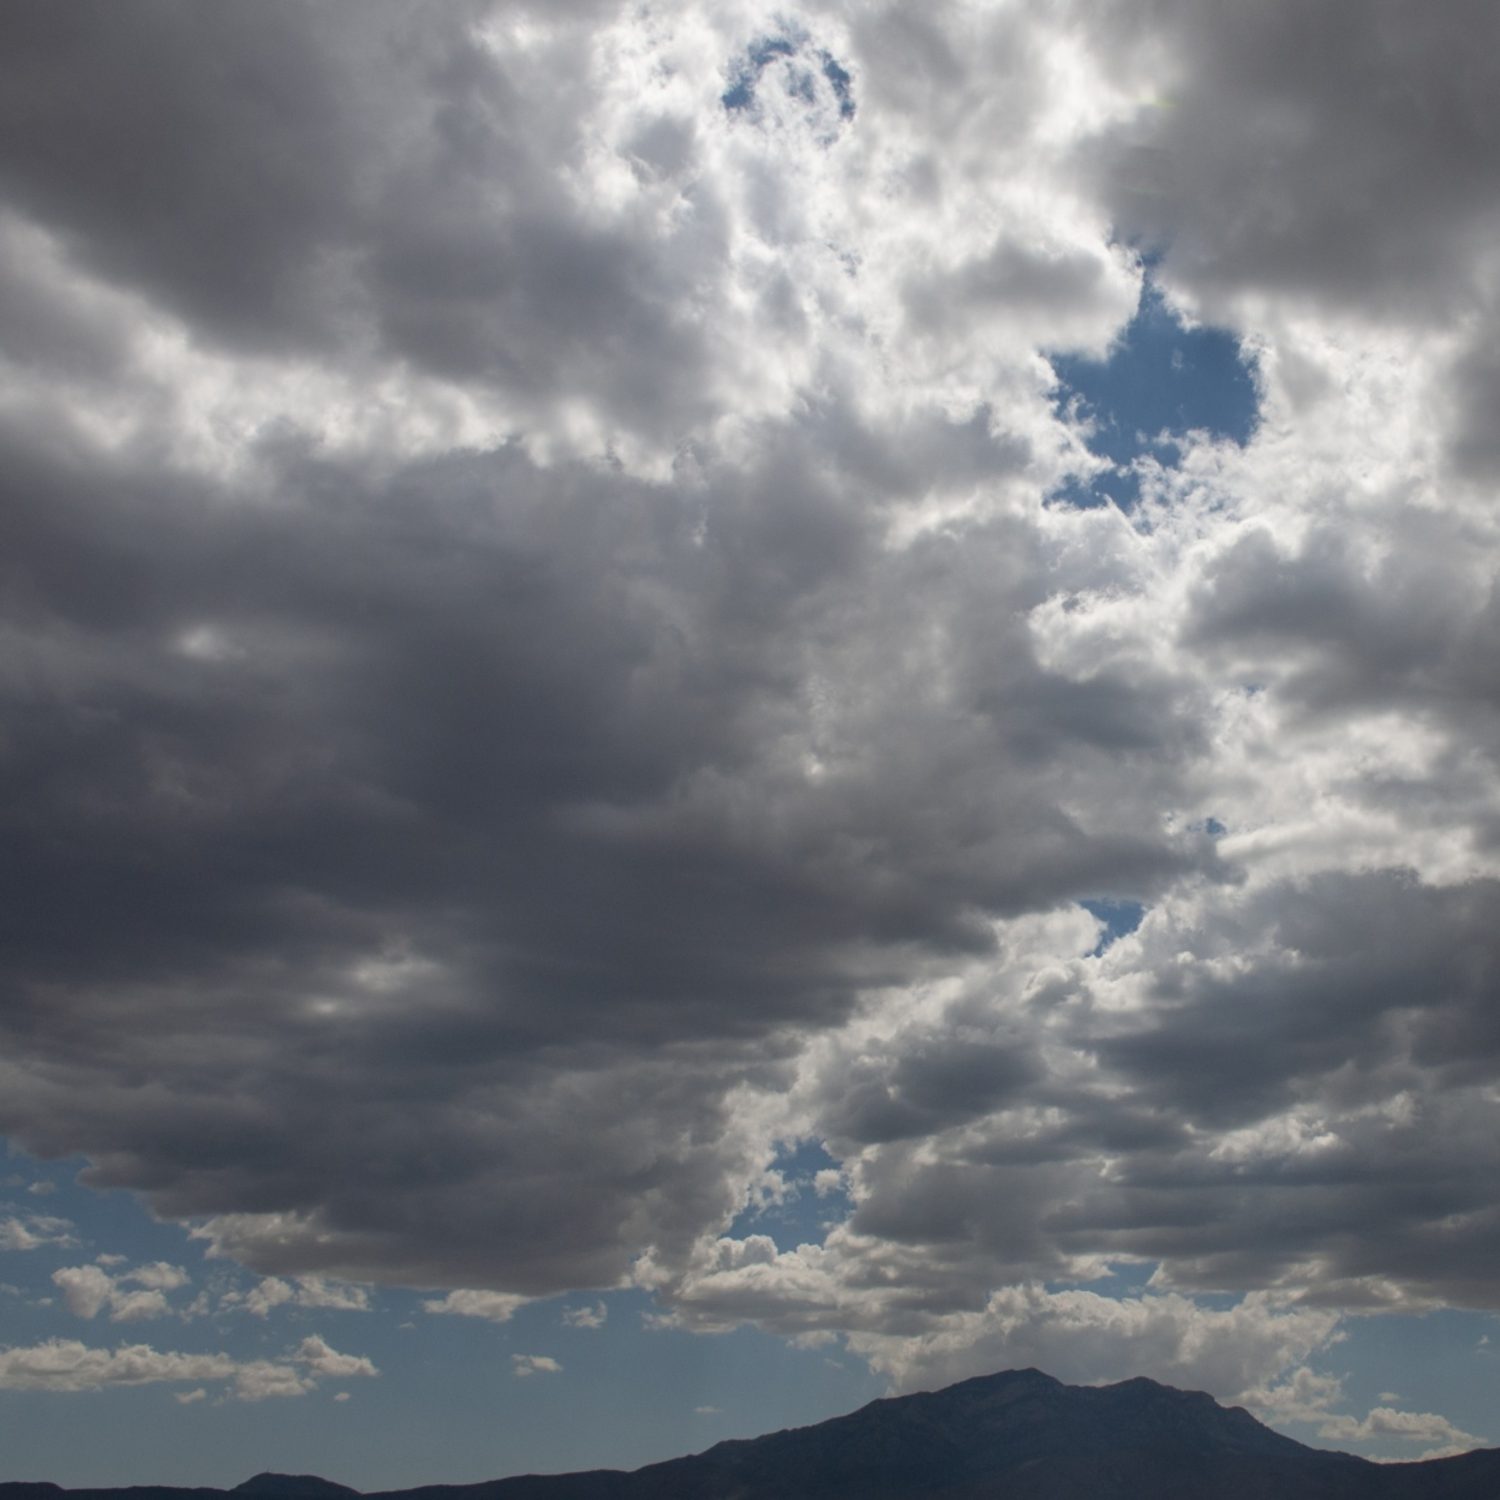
[233,1278,295,1318]
[0,1333,377,1403]
[51,1266,114,1320]
[52,1263,183,1323]
[1317,1406,1484,1459]
[511,1354,562,1379]
[0,1215,74,1251]
[562,1302,607,1329]
[222,1276,370,1318]
[293,1334,379,1381]
[232,1361,315,1402]
[124,1262,190,1292]
[0,1340,238,1393]
[289,1277,371,1312]
[422,1290,530,1324]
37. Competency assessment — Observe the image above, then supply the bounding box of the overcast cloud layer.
[4,0,1500,1416]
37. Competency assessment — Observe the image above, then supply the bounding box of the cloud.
[0,1215,74,1251]
[1082,0,1500,327]
[0,1332,377,1402]
[562,1302,608,1329]
[512,1355,562,1379]
[0,1341,240,1394]
[123,1262,191,1292]
[652,1229,1340,1400]
[221,1276,370,1318]
[422,1290,530,1324]
[0,0,1498,1401]
[1241,1367,1484,1458]
[1316,1407,1484,1459]
[51,1265,176,1323]
[294,1334,379,1381]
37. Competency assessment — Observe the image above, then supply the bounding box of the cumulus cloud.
[1316,1407,1485,1461]
[512,1355,562,1379]
[0,0,1498,1406]
[294,1334,379,1381]
[0,1333,377,1402]
[222,1276,371,1318]
[51,1264,182,1323]
[422,1290,530,1324]
[0,1340,239,1394]
[125,1263,191,1292]
[1240,1367,1484,1460]
[0,1215,75,1251]
[562,1302,608,1329]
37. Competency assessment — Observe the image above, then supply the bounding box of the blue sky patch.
[1051,281,1259,509]
[723,35,855,127]
[1080,898,1147,955]
[727,1138,850,1252]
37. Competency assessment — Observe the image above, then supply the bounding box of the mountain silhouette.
[233,1479,361,1500]
[5,1369,1498,1499]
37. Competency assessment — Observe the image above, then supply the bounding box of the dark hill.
[234,1479,360,1500]
[5,1369,1498,1500]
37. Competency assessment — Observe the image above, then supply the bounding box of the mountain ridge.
[6,1368,1498,1500]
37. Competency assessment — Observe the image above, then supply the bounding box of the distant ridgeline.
[6,1369,1500,1500]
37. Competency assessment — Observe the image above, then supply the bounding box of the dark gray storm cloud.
[1,0,1499,1384]
[0,378,1208,1287]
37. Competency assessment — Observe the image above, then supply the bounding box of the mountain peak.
[233,1476,358,1500]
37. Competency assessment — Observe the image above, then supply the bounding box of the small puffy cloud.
[0,1215,74,1252]
[511,1354,562,1378]
[1241,1365,1345,1425]
[223,1276,368,1318]
[0,1338,377,1401]
[124,1263,191,1292]
[0,1340,239,1393]
[52,1264,179,1323]
[422,1290,530,1324]
[1242,1369,1483,1458]
[232,1337,377,1401]
[562,1302,607,1329]
[51,1266,115,1320]
[1317,1406,1484,1458]
[175,1387,208,1405]
[107,1289,173,1324]
[290,1277,370,1312]
[294,1334,378,1381]
[235,1278,295,1318]
[333,1390,352,1402]
[232,1361,314,1402]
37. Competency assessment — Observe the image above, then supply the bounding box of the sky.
[3,0,1500,1486]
